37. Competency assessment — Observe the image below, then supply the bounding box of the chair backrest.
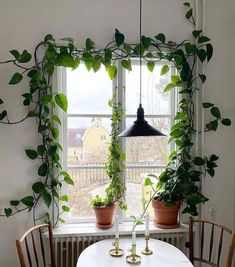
[16,221,56,267]
[188,217,235,267]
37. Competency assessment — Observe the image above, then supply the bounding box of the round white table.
[76,237,193,267]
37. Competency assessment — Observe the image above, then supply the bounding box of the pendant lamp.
[118,0,165,137]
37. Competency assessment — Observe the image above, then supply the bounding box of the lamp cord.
[139,0,142,105]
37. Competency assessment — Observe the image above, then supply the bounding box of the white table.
[76,237,193,267]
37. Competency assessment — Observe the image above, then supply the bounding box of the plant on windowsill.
[90,96,126,229]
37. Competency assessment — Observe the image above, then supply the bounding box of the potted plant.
[90,96,126,229]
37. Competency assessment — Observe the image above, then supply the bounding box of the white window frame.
[56,60,177,224]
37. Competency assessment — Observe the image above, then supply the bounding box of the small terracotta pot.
[152,199,180,229]
[93,204,115,229]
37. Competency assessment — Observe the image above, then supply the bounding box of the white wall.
[0,0,234,266]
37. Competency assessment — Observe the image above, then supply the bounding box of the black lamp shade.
[118,104,165,137]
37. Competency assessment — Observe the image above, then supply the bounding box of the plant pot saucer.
[154,221,180,229]
[96,221,114,229]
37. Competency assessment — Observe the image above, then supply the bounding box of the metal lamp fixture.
[118,0,165,137]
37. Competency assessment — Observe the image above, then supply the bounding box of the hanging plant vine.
[0,1,231,224]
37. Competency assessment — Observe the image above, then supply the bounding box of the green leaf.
[58,216,65,224]
[62,205,70,212]
[9,73,23,85]
[207,168,215,177]
[210,154,219,161]
[55,93,68,112]
[221,118,231,126]
[197,49,207,62]
[114,29,125,47]
[38,163,48,177]
[164,83,175,92]
[199,74,206,83]
[121,59,132,71]
[192,30,202,39]
[42,190,52,208]
[147,61,155,72]
[155,33,166,43]
[211,107,221,118]
[10,50,20,60]
[55,53,75,68]
[50,115,61,126]
[183,2,190,7]
[60,37,74,43]
[4,208,12,217]
[64,176,74,185]
[160,65,169,76]
[44,34,54,42]
[52,127,59,139]
[144,177,153,186]
[206,44,213,62]
[25,149,38,160]
[198,36,211,43]
[40,95,52,105]
[21,196,34,207]
[45,46,57,62]
[10,200,20,206]
[0,98,3,105]
[193,157,205,166]
[171,75,181,85]
[203,102,214,108]
[136,220,144,226]
[168,150,177,160]
[206,120,218,131]
[32,182,44,193]
[85,38,95,50]
[141,36,151,49]
[186,9,193,19]
[60,194,69,202]
[0,111,7,120]
[92,60,101,72]
[19,50,32,63]
[185,43,195,54]
[107,65,117,80]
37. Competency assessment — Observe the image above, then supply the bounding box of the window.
[60,60,175,222]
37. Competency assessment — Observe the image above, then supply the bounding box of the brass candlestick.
[142,234,153,255]
[109,237,124,257]
[126,244,141,264]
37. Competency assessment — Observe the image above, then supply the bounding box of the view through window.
[64,62,174,221]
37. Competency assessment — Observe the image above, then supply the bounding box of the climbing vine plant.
[0,2,231,224]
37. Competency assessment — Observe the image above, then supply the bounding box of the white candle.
[132,231,136,245]
[146,212,149,235]
[115,215,119,238]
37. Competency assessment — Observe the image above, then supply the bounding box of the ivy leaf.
[197,49,207,62]
[207,168,215,177]
[206,44,213,62]
[25,149,38,160]
[161,65,169,76]
[141,35,151,49]
[107,65,117,80]
[92,60,101,72]
[145,177,153,186]
[114,29,124,47]
[64,176,74,185]
[38,163,48,177]
[210,154,219,161]
[164,83,175,92]
[0,98,3,105]
[206,120,218,131]
[21,196,34,207]
[192,30,202,39]
[193,157,205,166]
[85,38,95,50]
[18,50,32,63]
[42,190,52,208]
[44,34,54,42]
[40,95,52,105]
[186,9,193,19]
[221,118,231,126]
[147,61,155,72]
[4,208,12,217]
[52,127,59,139]
[10,50,20,60]
[9,73,23,85]
[32,182,44,194]
[183,2,190,7]
[51,114,61,125]
[0,111,7,120]
[10,200,20,206]
[155,33,166,43]
[55,93,68,112]
[60,194,69,202]
[211,107,221,118]
[203,102,214,108]
[199,74,206,83]
[121,59,132,71]
[55,53,75,68]
[171,75,181,85]
[198,36,211,43]
[62,205,70,212]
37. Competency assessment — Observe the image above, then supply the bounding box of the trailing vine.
[0,1,231,224]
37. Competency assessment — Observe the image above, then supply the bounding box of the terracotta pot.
[152,199,180,229]
[93,204,115,229]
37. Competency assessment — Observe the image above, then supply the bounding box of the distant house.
[67,119,111,164]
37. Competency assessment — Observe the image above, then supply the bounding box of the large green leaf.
[55,93,68,112]
[9,73,23,85]
[32,182,44,193]
[21,196,34,207]
[25,149,38,160]
[38,163,48,177]
[114,29,124,47]
[160,65,169,76]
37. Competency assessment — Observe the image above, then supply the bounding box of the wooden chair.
[187,217,235,267]
[16,221,56,267]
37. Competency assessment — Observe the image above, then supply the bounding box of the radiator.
[54,232,187,267]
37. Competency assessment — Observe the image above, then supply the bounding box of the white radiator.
[54,232,187,267]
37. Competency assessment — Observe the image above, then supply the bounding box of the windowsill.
[52,221,189,238]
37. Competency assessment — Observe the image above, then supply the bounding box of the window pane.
[67,64,112,114]
[125,167,165,217]
[126,63,171,115]
[67,117,111,165]
[125,117,171,166]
